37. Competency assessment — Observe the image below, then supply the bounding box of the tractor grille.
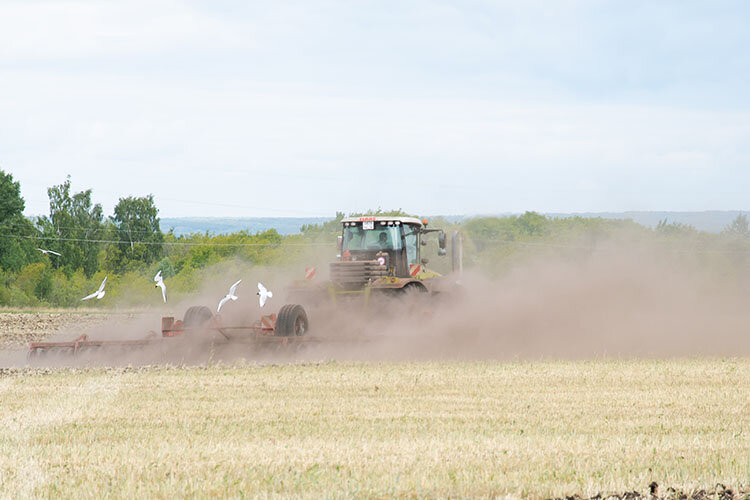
[330,261,388,289]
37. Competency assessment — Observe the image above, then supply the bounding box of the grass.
[0,360,748,499]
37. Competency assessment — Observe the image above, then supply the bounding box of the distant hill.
[160,217,330,236]
[160,211,745,236]
[545,211,744,233]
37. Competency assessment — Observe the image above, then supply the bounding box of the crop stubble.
[0,360,747,499]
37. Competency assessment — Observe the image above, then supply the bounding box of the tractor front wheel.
[400,282,428,297]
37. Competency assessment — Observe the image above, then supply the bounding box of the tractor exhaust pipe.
[451,231,463,273]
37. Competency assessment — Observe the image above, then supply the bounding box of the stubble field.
[0,357,748,499]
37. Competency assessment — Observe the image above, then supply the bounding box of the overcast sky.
[2,0,749,218]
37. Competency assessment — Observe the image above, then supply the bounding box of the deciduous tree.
[111,195,164,269]
[37,176,104,277]
[0,170,38,271]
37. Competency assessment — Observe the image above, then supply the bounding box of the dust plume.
[6,238,750,367]
[297,238,750,360]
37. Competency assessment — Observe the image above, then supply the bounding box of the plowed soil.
[0,312,112,349]
[552,482,748,500]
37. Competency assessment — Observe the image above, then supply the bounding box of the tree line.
[1,173,164,276]
[1,169,750,308]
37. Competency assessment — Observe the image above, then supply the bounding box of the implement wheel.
[275,304,308,337]
[183,306,213,328]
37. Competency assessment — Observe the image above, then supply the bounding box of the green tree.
[0,169,38,271]
[0,170,24,222]
[301,209,416,238]
[37,176,105,277]
[724,213,750,238]
[655,218,696,236]
[110,195,164,270]
[515,211,548,236]
[301,212,346,237]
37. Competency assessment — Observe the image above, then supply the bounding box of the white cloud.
[4,68,749,217]
[0,0,246,60]
[1,1,749,217]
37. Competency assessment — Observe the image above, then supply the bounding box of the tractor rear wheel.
[183,306,213,328]
[275,304,308,337]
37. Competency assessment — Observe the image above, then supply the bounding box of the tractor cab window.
[404,226,418,265]
[343,224,403,252]
[343,225,364,251]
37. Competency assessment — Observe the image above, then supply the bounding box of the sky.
[1,0,749,218]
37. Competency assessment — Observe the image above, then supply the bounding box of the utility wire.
[468,238,750,254]
[2,233,334,248]
[6,232,750,255]
[26,224,316,235]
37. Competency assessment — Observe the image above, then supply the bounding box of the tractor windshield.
[343,224,403,252]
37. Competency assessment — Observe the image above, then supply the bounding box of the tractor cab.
[287,214,457,300]
[338,216,446,279]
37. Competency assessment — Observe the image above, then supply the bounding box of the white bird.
[154,270,167,303]
[37,248,61,256]
[81,276,107,301]
[217,279,241,312]
[257,282,273,307]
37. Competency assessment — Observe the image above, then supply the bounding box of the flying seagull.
[154,270,167,303]
[217,279,241,312]
[257,282,273,307]
[37,248,61,256]
[81,276,107,301]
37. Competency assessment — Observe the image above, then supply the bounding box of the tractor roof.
[341,216,424,227]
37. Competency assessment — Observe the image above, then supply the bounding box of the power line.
[7,232,750,255]
[30,226,159,235]
[27,221,325,235]
[27,224,252,236]
[6,221,750,256]
[468,238,750,254]
[2,233,334,248]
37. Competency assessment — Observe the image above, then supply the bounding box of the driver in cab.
[377,231,390,250]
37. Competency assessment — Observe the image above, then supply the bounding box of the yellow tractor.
[288,216,462,304]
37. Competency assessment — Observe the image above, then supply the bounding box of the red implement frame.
[28,313,315,357]
[29,334,161,355]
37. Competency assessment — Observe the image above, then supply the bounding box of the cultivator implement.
[28,303,315,359]
[29,335,162,356]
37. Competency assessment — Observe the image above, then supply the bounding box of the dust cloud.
[6,240,750,368]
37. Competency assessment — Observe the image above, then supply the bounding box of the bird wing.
[49,250,61,256]
[154,270,162,282]
[258,283,273,307]
[229,279,241,295]
[81,291,97,301]
[37,248,45,253]
[97,276,107,293]
[158,281,167,303]
[217,295,230,312]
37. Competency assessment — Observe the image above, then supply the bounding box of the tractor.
[287,216,463,305]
